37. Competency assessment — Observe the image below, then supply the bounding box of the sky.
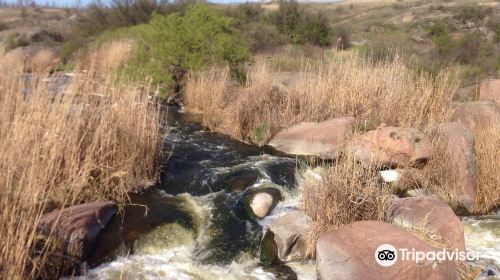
[1,0,269,7]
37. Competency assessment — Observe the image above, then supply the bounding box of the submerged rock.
[347,126,432,168]
[260,211,313,264]
[316,221,459,280]
[451,101,500,129]
[386,197,466,251]
[435,122,477,213]
[36,201,117,278]
[269,117,356,159]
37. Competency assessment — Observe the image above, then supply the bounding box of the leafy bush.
[487,17,500,42]
[0,20,8,31]
[270,0,332,47]
[4,33,31,52]
[332,27,351,50]
[241,21,286,53]
[75,0,170,37]
[304,13,331,47]
[272,0,304,43]
[454,3,488,22]
[129,4,249,95]
[223,3,285,53]
[225,2,264,26]
[433,32,453,56]
[454,32,481,64]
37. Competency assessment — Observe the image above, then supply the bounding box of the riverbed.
[82,108,499,280]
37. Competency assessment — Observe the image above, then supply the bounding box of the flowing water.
[75,107,498,280]
[84,108,316,280]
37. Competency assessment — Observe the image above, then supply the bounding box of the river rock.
[347,126,432,168]
[435,122,476,213]
[479,79,500,104]
[260,211,313,264]
[316,221,459,280]
[242,186,282,219]
[268,117,356,159]
[386,197,466,251]
[451,101,500,129]
[36,201,117,278]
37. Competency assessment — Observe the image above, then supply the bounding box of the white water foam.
[463,218,500,266]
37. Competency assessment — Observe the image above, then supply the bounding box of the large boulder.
[269,117,356,159]
[241,185,282,219]
[260,211,313,264]
[479,79,500,105]
[347,126,432,168]
[36,201,117,278]
[436,122,476,213]
[451,101,500,130]
[386,197,465,251]
[316,221,459,280]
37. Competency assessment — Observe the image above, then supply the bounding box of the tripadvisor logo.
[375,244,398,267]
[375,243,480,267]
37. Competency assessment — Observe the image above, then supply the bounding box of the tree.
[131,3,249,93]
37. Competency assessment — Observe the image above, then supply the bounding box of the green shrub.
[454,3,488,22]
[433,32,453,56]
[332,27,351,50]
[487,17,500,42]
[4,33,31,52]
[270,0,332,47]
[129,4,249,95]
[250,123,268,144]
[225,2,264,26]
[272,0,304,43]
[0,20,8,31]
[304,13,331,47]
[241,21,286,53]
[75,0,170,37]
[427,21,450,37]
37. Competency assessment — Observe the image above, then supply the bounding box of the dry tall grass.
[0,42,160,279]
[302,152,392,256]
[421,125,500,215]
[474,125,500,214]
[186,54,458,144]
[185,67,230,130]
[421,135,463,210]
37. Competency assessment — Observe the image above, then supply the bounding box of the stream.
[77,107,498,280]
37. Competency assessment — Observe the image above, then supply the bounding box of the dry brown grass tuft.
[421,135,463,210]
[76,40,134,78]
[302,151,392,256]
[185,67,231,130]
[186,54,459,144]
[421,125,500,215]
[0,43,161,279]
[474,125,500,214]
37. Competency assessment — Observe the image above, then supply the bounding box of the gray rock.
[260,211,313,264]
